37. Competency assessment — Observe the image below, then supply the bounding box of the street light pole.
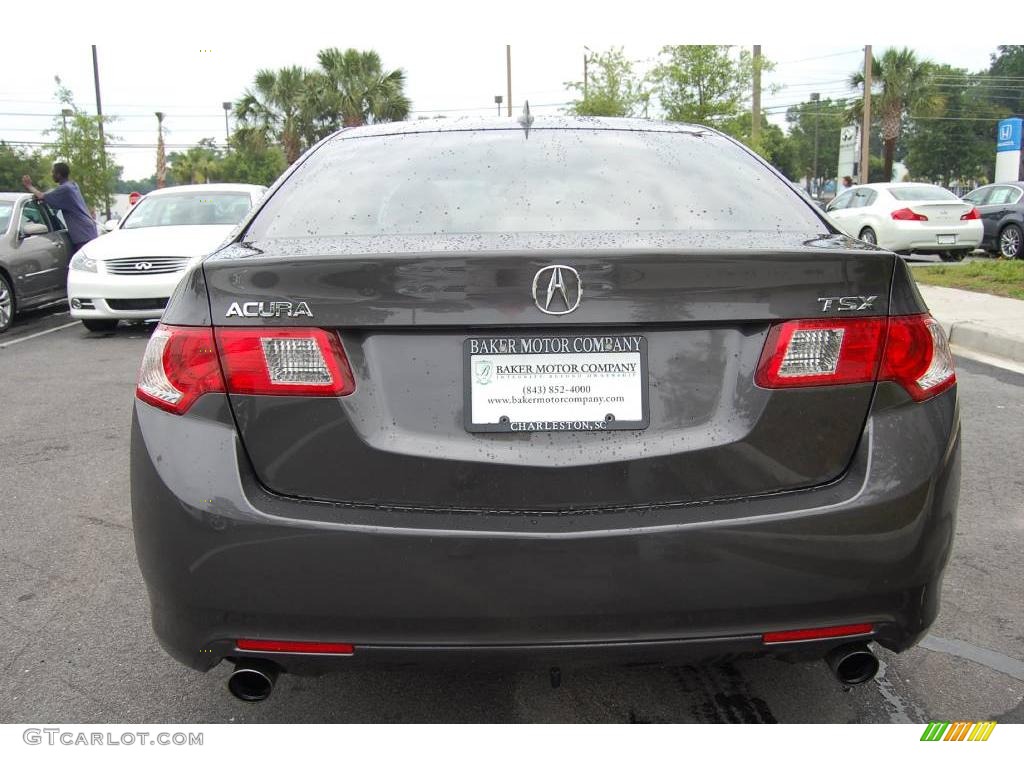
[60,108,73,151]
[91,45,110,220]
[222,101,232,143]
[810,92,820,196]
[506,45,512,117]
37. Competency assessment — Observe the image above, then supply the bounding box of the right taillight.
[878,315,956,401]
[136,324,356,415]
[960,207,980,221]
[756,314,955,402]
[891,207,928,221]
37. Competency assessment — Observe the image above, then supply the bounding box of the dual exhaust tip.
[826,643,880,686]
[225,643,880,702]
[228,659,280,702]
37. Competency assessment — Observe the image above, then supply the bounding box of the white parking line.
[0,321,79,349]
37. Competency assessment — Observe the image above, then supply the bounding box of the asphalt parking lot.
[0,304,1022,724]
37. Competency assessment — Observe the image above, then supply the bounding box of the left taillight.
[136,324,355,415]
[137,326,225,414]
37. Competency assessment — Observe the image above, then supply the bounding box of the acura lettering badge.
[532,265,582,315]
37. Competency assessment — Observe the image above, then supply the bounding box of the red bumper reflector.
[236,639,355,655]
[762,623,873,644]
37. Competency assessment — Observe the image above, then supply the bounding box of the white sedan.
[825,183,983,261]
[68,183,265,331]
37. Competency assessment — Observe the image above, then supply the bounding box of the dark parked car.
[962,182,1024,259]
[0,192,72,333]
[131,117,961,702]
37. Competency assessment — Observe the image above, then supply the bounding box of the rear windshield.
[247,128,824,239]
[0,202,12,235]
[888,186,959,202]
[123,192,253,229]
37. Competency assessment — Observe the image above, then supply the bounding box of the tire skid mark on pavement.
[666,662,778,724]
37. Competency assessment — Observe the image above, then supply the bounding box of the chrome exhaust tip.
[227,659,280,702]
[826,643,879,685]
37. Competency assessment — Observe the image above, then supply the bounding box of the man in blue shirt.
[22,162,98,254]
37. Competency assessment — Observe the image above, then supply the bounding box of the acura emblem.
[135,261,153,271]
[532,265,582,315]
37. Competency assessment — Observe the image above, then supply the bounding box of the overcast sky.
[0,4,1005,180]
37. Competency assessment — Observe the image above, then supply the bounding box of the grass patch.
[911,259,1024,301]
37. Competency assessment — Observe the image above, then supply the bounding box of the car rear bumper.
[67,269,185,319]
[131,384,960,673]
[885,221,983,252]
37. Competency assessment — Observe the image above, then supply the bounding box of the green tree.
[168,138,223,184]
[0,142,53,192]
[850,48,944,183]
[218,128,287,186]
[986,45,1024,115]
[49,80,120,213]
[235,66,315,165]
[651,45,768,129]
[785,98,850,190]
[718,112,796,177]
[565,47,649,117]
[904,66,1007,185]
[315,48,411,128]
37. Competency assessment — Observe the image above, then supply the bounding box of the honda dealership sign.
[995,117,1022,183]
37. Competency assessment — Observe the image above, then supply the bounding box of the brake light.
[136,324,356,414]
[763,623,873,644]
[756,314,955,401]
[136,326,225,414]
[960,207,980,220]
[891,207,928,221]
[215,327,355,397]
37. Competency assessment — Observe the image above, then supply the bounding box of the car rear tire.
[0,272,14,334]
[939,252,966,262]
[81,319,118,333]
[999,224,1022,259]
[858,227,877,246]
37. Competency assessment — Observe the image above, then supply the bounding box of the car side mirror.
[104,219,119,233]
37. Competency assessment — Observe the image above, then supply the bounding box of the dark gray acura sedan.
[131,116,960,702]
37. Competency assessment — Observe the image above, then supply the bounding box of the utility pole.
[751,45,762,147]
[860,45,872,184]
[91,45,110,219]
[222,101,232,143]
[810,92,820,196]
[506,45,512,117]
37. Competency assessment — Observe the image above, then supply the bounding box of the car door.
[9,199,68,301]
[976,186,1019,244]
[40,204,72,296]
[825,189,856,235]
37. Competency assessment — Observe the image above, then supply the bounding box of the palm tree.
[234,66,311,164]
[316,48,411,128]
[850,48,944,182]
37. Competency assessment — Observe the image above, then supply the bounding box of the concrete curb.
[943,321,1024,366]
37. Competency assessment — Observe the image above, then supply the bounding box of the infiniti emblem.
[531,265,582,315]
[135,261,153,271]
